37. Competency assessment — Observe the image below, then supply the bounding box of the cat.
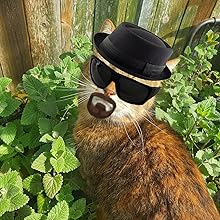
[73,19,220,220]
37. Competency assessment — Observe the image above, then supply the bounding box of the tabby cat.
[73,19,220,220]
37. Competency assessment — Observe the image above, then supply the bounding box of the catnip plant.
[156,30,220,209]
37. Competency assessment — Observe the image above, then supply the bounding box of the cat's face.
[77,20,161,125]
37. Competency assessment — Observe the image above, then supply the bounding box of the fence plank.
[173,0,217,57]
[192,0,217,25]
[93,0,120,34]
[0,0,32,86]
[211,0,220,17]
[150,0,188,47]
[72,0,95,39]
[61,0,74,52]
[138,0,159,31]
[0,63,3,77]
[23,0,61,66]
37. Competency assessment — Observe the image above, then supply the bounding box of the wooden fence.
[0,0,220,85]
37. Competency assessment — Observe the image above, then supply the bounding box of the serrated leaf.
[50,157,65,173]
[1,211,15,220]
[55,184,74,203]
[0,96,20,117]
[0,77,12,89]
[0,122,16,145]
[39,134,54,143]
[70,198,86,220]
[0,102,7,114]
[195,150,204,160]
[0,171,23,190]
[0,145,14,160]
[53,121,68,137]
[38,95,59,117]
[62,149,80,173]
[14,205,35,220]
[8,193,29,212]
[24,213,46,220]
[0,199,10,217]
[47,201,69,220]
[38,118,52,135]
[37,193,50,214]
[43,174,63,199]
[203,162,214,176]
[21,102,39,125]
[50,137,65,159]
[23,174,43,195]
[31,152,52,173]
[22,75,48,101]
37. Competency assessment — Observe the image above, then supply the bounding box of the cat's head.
[77,20,173,125]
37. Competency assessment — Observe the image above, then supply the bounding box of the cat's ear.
[100,19,116,34]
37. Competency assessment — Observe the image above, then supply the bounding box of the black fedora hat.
[93,22,173,81]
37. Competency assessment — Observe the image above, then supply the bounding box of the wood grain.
[61,0,74,52]
[93,0,119,34]
[23,0,61,66]
[0,0,32,85]
[72,0,95,39]
[173,0,218,57]
[0,63,3,77]
[211,0,220,17]
[150,0,189,47]
[138,0,159,31]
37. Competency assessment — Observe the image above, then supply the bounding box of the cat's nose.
[104,81,116,96]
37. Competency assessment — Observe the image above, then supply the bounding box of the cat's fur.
[73,20,220,220]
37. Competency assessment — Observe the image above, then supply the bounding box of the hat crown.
[94,22,173,80]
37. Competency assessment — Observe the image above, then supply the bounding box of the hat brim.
[93,32,172,81]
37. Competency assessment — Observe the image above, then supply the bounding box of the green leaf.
[0,171,23,189]
[0,145,14,160]
[37,193,50,214]
[38,95,58,117]
[0,77,12,89]
[0,96,20,117]
[62,149,80,173]
[22,75,49,101]
[1,211,15,220]
[23,174,43,195]
[50,137,65,159]
[8,193,29,212]
[14,205,35,220]
[47,201,69,220]
[0,199,10,217]
[203,162,214,176]
[53,121,68,137]
[55,184,74,203]
[0,122,16,145]
[70,198,86,220]
[50,157,65,173]
[43,174,63,199]
[24,213,46,220]
[21,102,39,125]
[38,118,53,135]
[39,134,54,143]
[31,152,52,173]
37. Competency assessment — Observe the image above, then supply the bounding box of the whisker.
[80,71,92,85]
[78,96,89,105]
[59,91,91,100]
[121,120,136,146]
[131,117,144,148]
[142,115,168,135]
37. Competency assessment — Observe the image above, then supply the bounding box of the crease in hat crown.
[93,22,173,81]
